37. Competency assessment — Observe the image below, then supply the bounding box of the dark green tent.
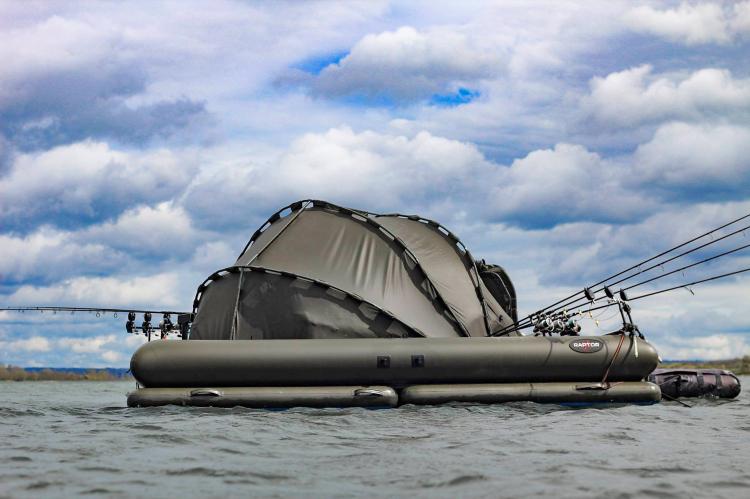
[190,200,516,340]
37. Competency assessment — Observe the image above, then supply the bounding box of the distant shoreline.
[658,356,749,375]
[0,365,132,381]
[4,356,749,381]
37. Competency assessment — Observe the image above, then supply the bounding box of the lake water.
[1,380,748,498]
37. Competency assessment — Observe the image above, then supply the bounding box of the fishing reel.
[531,311,581,337]
[123,311,155,341]
[125,311,192,341]
[126,312,136,334]
[159,313,173,339]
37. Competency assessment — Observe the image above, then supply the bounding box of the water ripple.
[1,379,748,498]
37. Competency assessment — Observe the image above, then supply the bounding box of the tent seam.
[192,264,427,339]
[374,213,496,336]
[234,199,470,337]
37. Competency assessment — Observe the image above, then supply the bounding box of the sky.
[1,0,749,367]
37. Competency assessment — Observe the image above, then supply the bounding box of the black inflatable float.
[648,369,741,399]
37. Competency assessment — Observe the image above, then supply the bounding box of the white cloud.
[0,336,51,352]
[190,241,238,274]
[101,350,123,363]
[657,334,749,360]
[81,202,197,257]
[732,1,750,34]
[0,227,118,282]
[624,2,731,45]
[584,65,750,128]
[0,1,748,365]
[124,334,147,348]
[312,26,501,102]
[533,200,750,286]
[0,202,204,282]
[5,273,184,309]
[183,126,495,221]
[489,143,654,227]
[58,334,117,353]
[276,127,491,204]
[633,122,750,190]
[0,15,119,103]
[0,140,198,227]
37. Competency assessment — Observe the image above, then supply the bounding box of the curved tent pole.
[229,268,244,340]
[232,199,472,337]
[236,200,313,263]
[236,199,371,261]
[373,213,496,336]
[191,264,426,338]
[310,201,471,337]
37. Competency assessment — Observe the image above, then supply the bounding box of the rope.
[599,333,626,389]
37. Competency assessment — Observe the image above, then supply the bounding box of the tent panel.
[190,271,414,340]
[375,216,513,335]
[253,208,463,338]
[235,206,303,266]
[190,273,239,340]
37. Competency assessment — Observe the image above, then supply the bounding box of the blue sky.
[1,0,749,366]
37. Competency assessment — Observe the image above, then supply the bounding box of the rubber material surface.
[131,336,658,388]
[400,381,661,405]
[648,369,741,399]
[127,385,398,408]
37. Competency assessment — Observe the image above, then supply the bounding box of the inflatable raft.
[128,335,661,407]
[124,200,662,408]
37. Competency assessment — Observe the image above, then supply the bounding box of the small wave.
[123,423,164,431]
[600,430,639,442]
[149,434,193,445]
[223,478,260,485]
[169,467,228,477]
[422,474,488,488]
[244,471,292,482]
[705,479,750,489]
[81,488,118,495]
[0,408,45,417]
[213,447,243,455]
[77,466,121,473]
[26,480,65,490]
[635,489,682,498]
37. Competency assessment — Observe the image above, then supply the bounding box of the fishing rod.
[621,242,750,293]
[540,222,750,318]
[1,306,193,341]
[570,266,750,328]
[0,306,189,316]
[502,224,750,335]
[494,266,750,336]
[495,215,750,335]
[532,211,750,315]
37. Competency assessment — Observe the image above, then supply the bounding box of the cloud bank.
[1,1,748,365]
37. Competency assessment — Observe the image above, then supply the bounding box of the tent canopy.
[190,200,516,340]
